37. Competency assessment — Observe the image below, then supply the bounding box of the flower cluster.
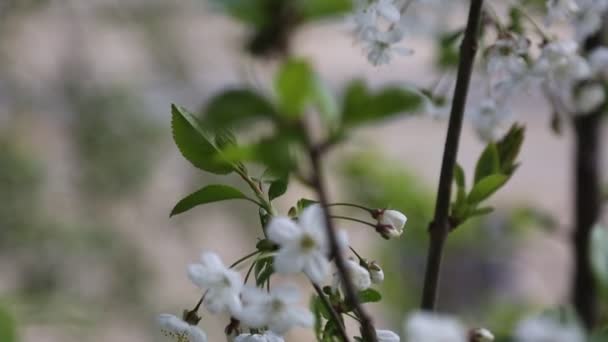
[158,204,408,341]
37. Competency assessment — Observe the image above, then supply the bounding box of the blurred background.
[0,0,607,341]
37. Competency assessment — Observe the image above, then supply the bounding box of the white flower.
[534,41,590,84]
[377,329,400,342]
[369,261,385,284]
[234,331,284,342]
[157,314,207,342]
[486,35,530,100]
[375,209,408,238]
[236,284,314,335]
[353,0,401,42]
[187,252,243,314]
[267,204,346,284]
[573,0,608,41]
[363,28,414,66]
[514,316,585,342]
[469,327,495,342]
[575,82,605,113]
[545,0,579,25]
[404,311,467,342]
[589,46,608,78]
[334,259,372,291]
[468,98,512,142]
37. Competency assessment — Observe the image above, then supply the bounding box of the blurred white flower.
[404,311,467,342]
[363,28,414,66]
[334,259,371,291]
[187,252,243,315]
[469,327,495,342]
[369,261,385,284]
[236,284,313,335]
[589,46,608,78]
[515,316,585,342]
[375,209,408,239]
[377,329,400,342]
[534,40,590,84]
[486,35,530,100]
[468,98,512,142]
[267,204,346,284]
[545,0,579,25]
[157,314,208,342]
[234,331,284,342]
[575,82,605,113]
[573,0,608,41]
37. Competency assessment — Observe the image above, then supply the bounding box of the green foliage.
[358,288,382,303]
[171,104,234,174]
[268,177,289,201]
[341,80,423,127]
[298,0,353,20]
[451,124,525,227]
[436,30,463,70]
[203,89,277,129]
[0,306,16,342]
[276,59,316,118]
[254,256,274,287]
[170,184,254,217]
[591,224,608,290]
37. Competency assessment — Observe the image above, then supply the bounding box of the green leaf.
[358,288,382,303]
[474,143,500,183]
[467,174,509,204]
[276,59,315,118]
[299,0,352,20]
[171,184,252,217]
[454,163,466,203]
[214,129,238,149]
[171,104,234,174]
[203,89,277,129]
[342,80,423,127]
[221,134,296,174]
[208,0,267,28]
[469,206,495,219]
[591,224,608,289]
[254,257,274,286]
[590,328,608,342]
[310,296,325,340]
[268,177,289,201]
[0,306,16,342]
[496,123,525,175]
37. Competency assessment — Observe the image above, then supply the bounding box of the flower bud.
[469,328,494,342]
[373,209,407,239]
[368,261,384,284]
[335,259,371,291]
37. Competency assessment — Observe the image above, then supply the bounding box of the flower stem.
[331,215,377,228]
[303,128,377,342]
[349,246,365,263]
[312,283,350,342]
[229,251,261,269]
[420,0,484,311]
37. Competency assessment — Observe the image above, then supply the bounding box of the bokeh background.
[0,0,607,341]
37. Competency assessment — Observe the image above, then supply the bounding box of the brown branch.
[312,283,350,342]
[570,19,607,329]
[420,0,484,310]
[305,134,377,341]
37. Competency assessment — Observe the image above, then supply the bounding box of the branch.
[420,0,484,310]
[304,129,377,342]
[312,283,350,342]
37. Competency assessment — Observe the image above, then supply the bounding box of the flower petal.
[267,217,301,245]
[303,252,330,284]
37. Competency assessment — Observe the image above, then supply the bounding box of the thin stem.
[229,251,261,269]
[344,312,362,323]
[312,283,350,342]
[192,290,208,313]
[421,0,484,311]
[303,126,377,342]
[327,202,374,213]
[244,260,257,284]
[331,215,377,228]
[510,2,551,41]
[349,246,365,263]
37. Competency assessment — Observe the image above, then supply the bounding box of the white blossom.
[514,316,585,342]
[267,204,346,284]
[469,327,495,342]
[157,314,208,342]
[534,40,590,84]
[468,98,512,142]
[545,0,579,25]
[589,46,608,78]
[187,252,243,315]
[404,311,467,342]
[369,261,385,284]
[236,284,314,335]
[575,82,605,113]
[375,209,408,239]
[334,259,372,291]
[573,0,608,41]
[377,329,400,342]
[486,35,530,100]
[363,28,414,66]
[234,331,284,342]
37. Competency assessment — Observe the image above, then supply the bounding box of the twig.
[420,0,484,311]
[304,131,377,341]
[312,283,350,342]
